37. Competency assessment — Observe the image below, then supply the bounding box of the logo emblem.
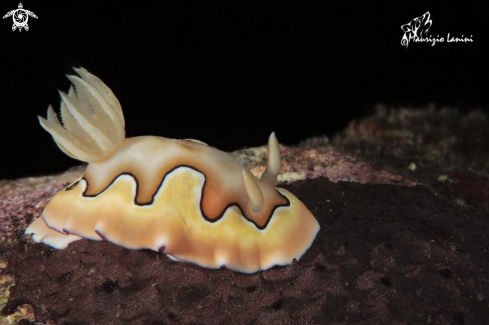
[3,3,38,32]
[400,12,432,48]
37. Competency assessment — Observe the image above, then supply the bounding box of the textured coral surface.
[0,166,85,247]
[1,106,489,324]
[1,178,489,324]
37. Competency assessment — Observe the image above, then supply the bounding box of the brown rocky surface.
[1,105,488,324]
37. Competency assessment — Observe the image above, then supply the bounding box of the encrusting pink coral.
[25,68,320,274]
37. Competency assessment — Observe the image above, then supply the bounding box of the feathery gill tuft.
[38,67,125,163]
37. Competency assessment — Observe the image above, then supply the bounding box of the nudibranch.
[25,68,320,274]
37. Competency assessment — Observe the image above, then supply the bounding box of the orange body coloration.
[26,68,320,273]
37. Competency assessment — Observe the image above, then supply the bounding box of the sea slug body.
[25,68,320,274]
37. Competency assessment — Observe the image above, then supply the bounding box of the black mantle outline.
[66,165,290,230]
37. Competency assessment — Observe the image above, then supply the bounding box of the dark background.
[0,1,486,180]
